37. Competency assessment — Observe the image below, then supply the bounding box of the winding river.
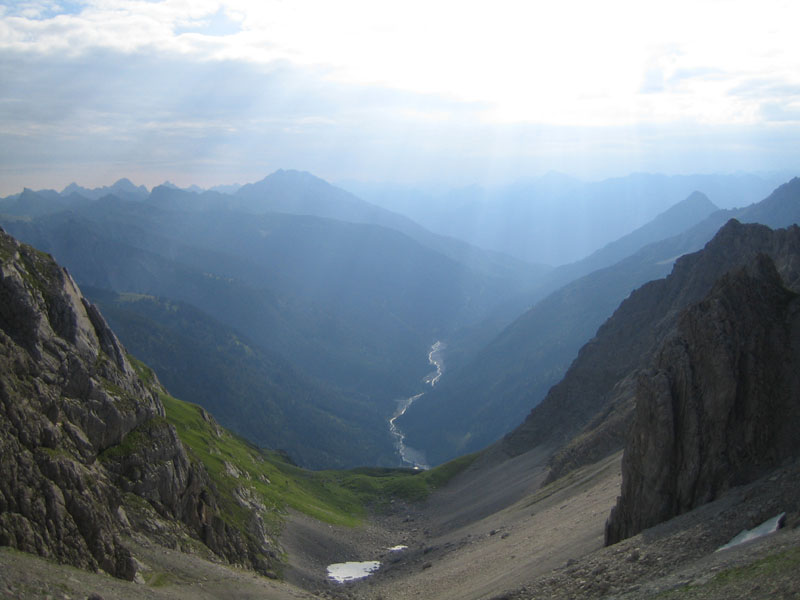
[388,341,444,470]
[326,345,443,583]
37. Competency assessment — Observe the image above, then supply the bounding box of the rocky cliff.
[605,251,800,543]
[499,220,800,480]
[0,228,278,579]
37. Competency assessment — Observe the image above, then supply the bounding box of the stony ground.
[0,537,318,600]
[2,451,799,600]
[286,450,800,600]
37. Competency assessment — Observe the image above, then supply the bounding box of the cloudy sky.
[1,0,799,194]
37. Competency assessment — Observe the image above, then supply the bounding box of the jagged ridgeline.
[606,233,800,544]
[0,227,475,582]
[0,172,547,470]
[0,227,287,578]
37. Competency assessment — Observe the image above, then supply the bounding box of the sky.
[1,0,799,195]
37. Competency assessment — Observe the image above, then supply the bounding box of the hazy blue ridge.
[399,177,800,465]
[344,172,784,266]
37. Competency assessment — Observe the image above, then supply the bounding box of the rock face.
[0,229,277,578]
[605,252,800,544]
[490,217,800,545]
[500,219,800,478]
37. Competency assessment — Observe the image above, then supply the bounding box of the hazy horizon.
[3,168,795,209]
[1,1,799,195]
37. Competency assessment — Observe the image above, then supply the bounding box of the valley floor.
[337,449,621,600]
[2,451,800,599]
[281,447,800,600]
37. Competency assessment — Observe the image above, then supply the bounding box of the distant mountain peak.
[150,183,172,194]
[149,184,196,202]
[111,178,147,193]
[684,190,715,205]
[236,169,327,198]
[62,182,84,194]
[54,179,148,201]
[651,190,718,223]
[270,168,312,177]
[258,168,327,186]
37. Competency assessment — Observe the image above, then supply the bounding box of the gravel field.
[2,452,799,600]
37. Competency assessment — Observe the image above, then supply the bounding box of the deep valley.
[1,172,800,599]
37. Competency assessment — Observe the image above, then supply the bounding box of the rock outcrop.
[500,220,800,479]
[605,252,800,543]
[0,228,278,579]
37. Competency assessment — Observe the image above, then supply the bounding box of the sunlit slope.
[151,368,479,528]
[87,288,391,469]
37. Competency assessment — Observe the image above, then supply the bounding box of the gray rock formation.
[605,252,800,544]
[500,220,800,482]
[0,228,277,578]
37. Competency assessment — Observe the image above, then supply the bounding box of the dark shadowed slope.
[1,175,548,469]
[401,178,800,465]
[87,288,395,469]
[499,220,800,479]
[606,251,800,543]
[155,169,549,287]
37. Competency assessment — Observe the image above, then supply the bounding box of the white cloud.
[3,0,799,128]
[0,0,798,192]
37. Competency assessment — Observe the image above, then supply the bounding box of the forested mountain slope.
[401,178,800,465]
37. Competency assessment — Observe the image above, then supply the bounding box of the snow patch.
[716,512,785,552]
[327,561,380,583]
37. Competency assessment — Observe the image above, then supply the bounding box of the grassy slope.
[91,288,396,470]
[129,358,478,531]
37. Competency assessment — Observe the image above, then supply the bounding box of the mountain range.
[0,171,544,468]
[1,183,799,598]
[344,171,788,265]
[4,172,799,472]
[399,178,800,465]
